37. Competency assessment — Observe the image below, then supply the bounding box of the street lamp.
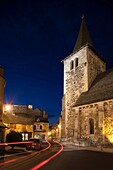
[48,131,51,136]
[5,104,11,111]
[58,124,61,129]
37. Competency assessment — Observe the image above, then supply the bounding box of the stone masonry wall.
[62,46,106,140]
[103,100,113,143]
[88,48,106,89]
[63,47,89,138]
[74,103,102,144]
[73,100,113,145]
[61,95,66,138]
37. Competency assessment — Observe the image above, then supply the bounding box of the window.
[75,58,78,67]
[25,134,28,141]
[34,125,36,131]
[70,60,74,70]
[89,118,94,134]
[22,133,24,141]
[22,133,28,141]
[40,125,42,130]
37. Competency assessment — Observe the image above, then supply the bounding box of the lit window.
[25,134,28,141]
[22,133,28,141]
[22,133,24,141]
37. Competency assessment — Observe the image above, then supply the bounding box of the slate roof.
[62,17,106,63]
[3,112,34,125]
[74,68,113,107]
[73,16,93,52]
[3,107,49,125]
[34,109,49,123]
[35,117,49,123]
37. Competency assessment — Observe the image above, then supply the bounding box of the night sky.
[0,0,113,125]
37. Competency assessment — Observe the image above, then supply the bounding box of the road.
[40,147,113,170]
[0,141,62,170]
[0,141,113,170]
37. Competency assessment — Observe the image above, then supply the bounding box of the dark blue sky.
[0,0,113,125]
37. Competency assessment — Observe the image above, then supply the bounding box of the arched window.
[70,60,74,70]
[40,125,42,130]
[75,58,78,67]
[89,118,94,134]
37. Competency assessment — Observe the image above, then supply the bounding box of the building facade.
[0,66,6,142]
[3,104,49,142]
[3,104,34,141]
[61,17,113,145]
[0,66,49,142]
[33,109,49,140]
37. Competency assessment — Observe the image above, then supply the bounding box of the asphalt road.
[0,141,61,170]
[1,142,113,170]
[40,149,113,170]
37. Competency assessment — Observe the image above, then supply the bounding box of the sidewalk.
[84,146,113,153]
[62,142,113,154]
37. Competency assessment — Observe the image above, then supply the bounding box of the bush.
[6,131,22,149]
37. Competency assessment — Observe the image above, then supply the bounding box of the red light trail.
[31,140,64,170]
[0,141,51,167]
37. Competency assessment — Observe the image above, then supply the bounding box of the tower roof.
[73,16,93,52]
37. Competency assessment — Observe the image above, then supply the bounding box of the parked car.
[26,138,42,150]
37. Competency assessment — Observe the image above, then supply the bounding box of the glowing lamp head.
[48,132,51,136]
[58,124,61,129]
[5,104,11,111]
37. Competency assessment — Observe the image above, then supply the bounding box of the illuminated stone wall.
[61,46,106,140]
[103,101,113,143]
[62,47,88,139]
[74,103,102,144]
[61,95,66,138]
[34,122,49,132]
[3,105,49,141]
[34,122,49,138]
[72,100,113,145]
[4,123,33,142]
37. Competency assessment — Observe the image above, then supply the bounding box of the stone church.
[61,16,113,146]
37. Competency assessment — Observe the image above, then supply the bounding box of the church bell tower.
[61,16,106,140]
